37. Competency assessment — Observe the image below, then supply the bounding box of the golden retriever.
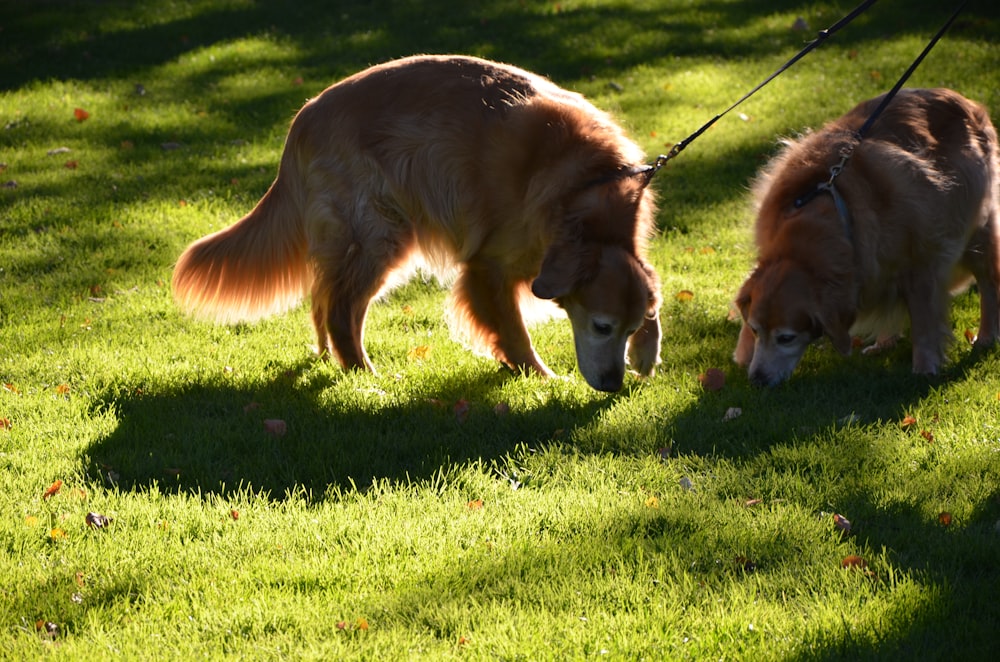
[734,88,999,386]
[172,55,662,392]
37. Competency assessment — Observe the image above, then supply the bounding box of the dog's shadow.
[661,309,995,461]
[83,360,619,499]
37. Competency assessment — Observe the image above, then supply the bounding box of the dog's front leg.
[454,261,554,378]
[733,322,755,367]
[904,270,949,375]
[627,314,662,376]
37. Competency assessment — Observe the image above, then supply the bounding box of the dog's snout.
[589,370,624,392]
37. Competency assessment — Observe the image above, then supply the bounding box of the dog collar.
[794,180,853,241]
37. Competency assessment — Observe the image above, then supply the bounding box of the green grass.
[2,0,1000,658]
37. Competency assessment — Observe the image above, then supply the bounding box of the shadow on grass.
[7,0,987,91]
[83,360,620,498]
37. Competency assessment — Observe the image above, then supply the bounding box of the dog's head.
[734,258,854,387]
[532,243,660,392]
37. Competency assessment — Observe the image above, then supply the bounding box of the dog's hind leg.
[451,258,553,377]
[309,202,416,373]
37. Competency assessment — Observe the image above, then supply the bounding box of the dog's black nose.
[749,369,780,388]
[594,371,624,392]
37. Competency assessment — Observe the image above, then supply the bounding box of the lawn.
[2,0,999,659]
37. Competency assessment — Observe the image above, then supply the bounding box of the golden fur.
[734,88,1000,386]
[172,55,662,392]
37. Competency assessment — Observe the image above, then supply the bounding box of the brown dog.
[734,88,1000,386]
[172,55,662,391]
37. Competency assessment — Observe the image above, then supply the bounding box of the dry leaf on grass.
[698,368,725,392]
[841,555,866,569]
[263,419,287,437]
[42,479,63,500]
[833,513,852,536]
[85,512,112,529]
[453,399,470,423]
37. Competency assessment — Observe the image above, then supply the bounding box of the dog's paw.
[861,334,900,356]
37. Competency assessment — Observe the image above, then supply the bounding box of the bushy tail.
[172,170,311,324]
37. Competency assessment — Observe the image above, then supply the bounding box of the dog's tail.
[172,160,311,324]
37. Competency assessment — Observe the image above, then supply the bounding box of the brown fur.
[172,55,662,392]
[734,88,1000,386]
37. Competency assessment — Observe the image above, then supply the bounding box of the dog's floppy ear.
[532,241,581,300]
[734,268,758,321]
[815,286,855,356]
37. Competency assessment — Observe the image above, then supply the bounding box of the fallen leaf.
[723,406,742,421]
[293,76,304,86]
[900,415,917,429]
[36,620,59,637]
[75,571,85,587]
[178,199,187,207]
[964,329,976,344]
[73,107,90,122]
[467,499,484,510]
[263,419,287,437]
[3,382,20,394]
[43,479,63,500]
[920,430,934,443]
[493,402,510,416]
[49,527,67,540]
[0,417,11,430]
[56,384,70,396]
[230,509,240,521]
[408,345,431,361]
[734,555,757,573]
[744,498,763,507]
[25,515,38,527]
[64,160,79,169]
[120,140,134,150]
[645,495,660,509]
[698,368,725,392]
[85,512,112,529]
[938,511,953,527]
[47,146,72,156]
[336,621,348,630]
[453,399,470,423]
[356,618,369,631]
[841,555,866,569]
[833,513,852,536]
[675,289,694,302]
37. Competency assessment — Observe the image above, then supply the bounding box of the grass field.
[2,0,999,659]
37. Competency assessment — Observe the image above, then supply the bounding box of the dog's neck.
[793,181,853,241]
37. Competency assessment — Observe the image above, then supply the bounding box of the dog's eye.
[592,321,614,337]
[776,333,797,346]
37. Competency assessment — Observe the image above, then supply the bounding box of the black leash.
[635,0,880,184]
[794,0,969,210]
[855,0,968,141]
